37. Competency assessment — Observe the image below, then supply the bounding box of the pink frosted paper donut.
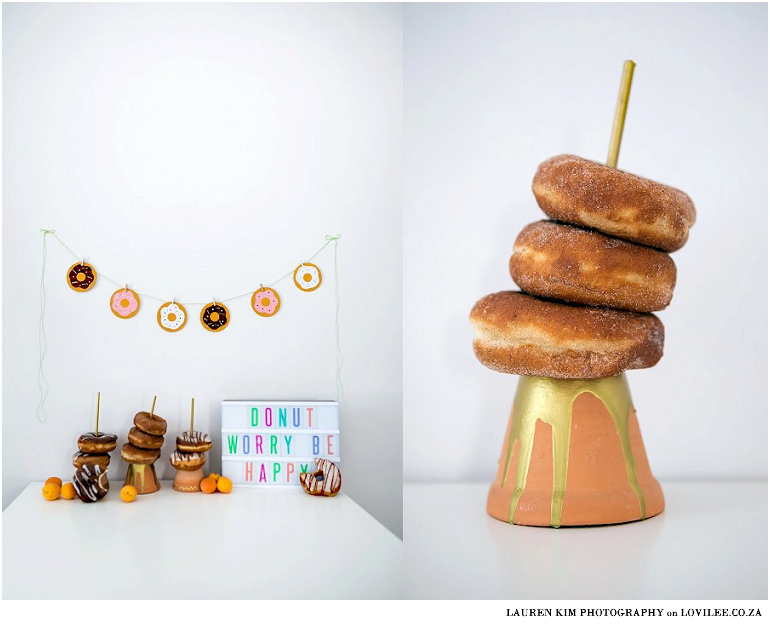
[251,287,281,317]
[110,288,140,319]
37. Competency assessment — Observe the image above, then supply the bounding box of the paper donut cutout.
[251,287,281,317]
[200,302,230,332]
[110,288,141,319]
[157,301,188,333]
[293,263,322,292]
[67,262,97,292]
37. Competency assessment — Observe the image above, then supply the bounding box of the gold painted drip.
[126,463,145,492]
[501,374,645,527]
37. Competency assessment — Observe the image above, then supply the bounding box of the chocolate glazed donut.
[77,432,118,454]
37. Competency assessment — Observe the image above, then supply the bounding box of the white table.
[3,482,402,599]
[403,480,767,600]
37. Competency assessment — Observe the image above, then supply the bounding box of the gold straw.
[606,60,635,168]
[150,395,157,417]
[95,392,101,435]
[190,398,195,436]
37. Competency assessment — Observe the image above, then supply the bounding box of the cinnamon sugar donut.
[470,291,664,379]
[121,443,161,465]
[128,427,164,450]
[532,155,696,252]
[133,411,167,436]
[510,221,677,313]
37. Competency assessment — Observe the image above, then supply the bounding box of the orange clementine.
[208,473,221,483]
[45,477,62,487]
[42,483,61,501]
[120,485,137,503]
[217,476,233,494]
[60,482,76,500]
[200,477,217,494]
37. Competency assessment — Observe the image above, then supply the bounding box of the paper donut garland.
[110,288,141,319]
[67,262,97,292]
[200,302,230,332]
[293,263,322,292]
[157,301,188,333]
[251,287,281,317]
[56,233,338,333]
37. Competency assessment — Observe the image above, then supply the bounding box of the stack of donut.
[72,430,117,502]
[121,411,167,468]
[471,154,696,379]
[169,432,211,477]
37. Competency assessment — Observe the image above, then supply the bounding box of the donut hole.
[314,471,324,482]
[261,297,271,307]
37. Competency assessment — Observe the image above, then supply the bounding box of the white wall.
[3,3,403,537]
[404,3,767,482]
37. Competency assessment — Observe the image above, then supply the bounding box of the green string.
[37,229,55,422]
[326,235,343,402]
[37,230,344,411]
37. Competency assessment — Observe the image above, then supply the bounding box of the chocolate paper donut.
[67,262,97,292]
[200,302,230,332]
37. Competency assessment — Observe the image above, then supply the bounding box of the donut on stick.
[509,220,677,313]
[476,61,684,527]
[170,398,208,492]
[123,396,164,494]
[72,392,116,499]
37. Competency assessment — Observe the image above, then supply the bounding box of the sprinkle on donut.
[251,287,281,317]
[293,263,322,292]
[157,301,188,332]
[200,302,230,332]
[110,288,141,319]
[67,262,97,292]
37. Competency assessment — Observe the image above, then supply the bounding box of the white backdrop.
[3,3,403,537]
[404,3,767,483]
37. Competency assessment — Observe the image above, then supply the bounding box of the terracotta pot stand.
[487,374,664,527]
[124,462,161,494]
